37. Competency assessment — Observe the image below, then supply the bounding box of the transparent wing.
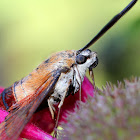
[0,71,61,140]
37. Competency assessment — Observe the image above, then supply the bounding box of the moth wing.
[0,71,61,140]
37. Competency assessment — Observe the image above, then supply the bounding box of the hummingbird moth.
[0,0,137,139]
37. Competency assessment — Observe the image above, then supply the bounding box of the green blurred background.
[0,0,139,88]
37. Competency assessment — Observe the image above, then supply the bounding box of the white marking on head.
[75,49,98,80]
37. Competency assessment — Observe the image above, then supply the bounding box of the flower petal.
[0,87,4,94]
[21,123,54,140]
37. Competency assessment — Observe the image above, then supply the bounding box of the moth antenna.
[77,0,137,54]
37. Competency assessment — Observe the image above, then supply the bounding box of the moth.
[0,0,137,139]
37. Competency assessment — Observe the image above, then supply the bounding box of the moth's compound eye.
[76,55,87,64]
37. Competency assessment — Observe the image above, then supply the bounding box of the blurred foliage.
[0,0,139,87]
[101,17,140,84]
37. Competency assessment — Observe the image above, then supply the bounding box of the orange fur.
[13,50,76,102]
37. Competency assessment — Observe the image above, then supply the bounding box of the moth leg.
[89,68,95,88]
[58,79,72,109]
[53,92,67,138]
[58,92,67,109]
[74,65,82,101]
[54,80,71,138]
[48,98,55,119]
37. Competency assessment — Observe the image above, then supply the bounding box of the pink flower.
[0,77,94,140]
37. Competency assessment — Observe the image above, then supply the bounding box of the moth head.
[76,49,98,70]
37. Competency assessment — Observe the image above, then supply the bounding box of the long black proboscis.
[77,0,138,54]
